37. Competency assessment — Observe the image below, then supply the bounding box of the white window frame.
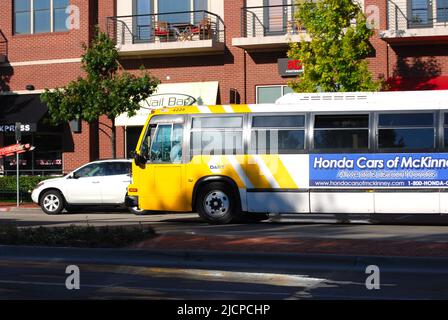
[256,85,292,104]
[14,0,69,35]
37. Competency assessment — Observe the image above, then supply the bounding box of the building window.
[54,0,70,31]
[256,85,293,104]
[134,0,208,23]
[14,0,70,35]
[409,0,431,26]
[438,0,448,22]
[2,133,63,175]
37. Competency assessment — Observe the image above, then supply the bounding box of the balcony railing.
[387,0,448,30]
[241,4,302,37]
[0,30,7,63]
[107,10,225,46]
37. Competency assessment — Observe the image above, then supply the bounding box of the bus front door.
[145,123,188,212]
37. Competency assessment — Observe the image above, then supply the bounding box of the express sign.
[0,123,37,133]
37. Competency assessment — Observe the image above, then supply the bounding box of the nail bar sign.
[278,58,303,77]
[147,94,196,108]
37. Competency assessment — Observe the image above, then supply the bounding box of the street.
[1,245,448,299]
[0,208,448,299]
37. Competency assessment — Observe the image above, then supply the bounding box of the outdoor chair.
[154,21,170,42]
[191,18,212,40]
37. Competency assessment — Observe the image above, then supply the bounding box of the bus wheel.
[196,182,240,224]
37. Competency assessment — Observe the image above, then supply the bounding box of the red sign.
[278,58,303,77]
[287,59,303,71]
[0,143,32,158]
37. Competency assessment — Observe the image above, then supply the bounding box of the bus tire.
[196,182,240,224]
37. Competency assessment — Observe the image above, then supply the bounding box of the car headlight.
[35,182,45,189]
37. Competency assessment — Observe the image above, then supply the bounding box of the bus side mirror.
[132,151,147,166]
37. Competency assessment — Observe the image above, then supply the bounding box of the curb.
[9,206,40,211]
[1,245,448,274]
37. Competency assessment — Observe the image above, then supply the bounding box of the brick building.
[1,0,448,175]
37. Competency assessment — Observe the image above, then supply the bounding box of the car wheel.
[196,182,241,224]
[40,190,65,215]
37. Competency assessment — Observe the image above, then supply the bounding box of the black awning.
[0,94,48,132]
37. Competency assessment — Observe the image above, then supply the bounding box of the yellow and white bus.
[126,90,448,224]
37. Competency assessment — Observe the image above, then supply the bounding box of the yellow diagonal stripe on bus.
[207,105,226,113]
[231,105,251,113]
[221,155,245,188]
[258,155,298,189]
[245,155,272,189]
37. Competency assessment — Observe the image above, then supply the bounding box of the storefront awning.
[0,94,48,133]
[115,81,219,126]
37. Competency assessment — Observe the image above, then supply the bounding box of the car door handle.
[92,181,100,184]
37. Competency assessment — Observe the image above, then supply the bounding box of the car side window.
[74,163,107,178]
[104,162,130,176]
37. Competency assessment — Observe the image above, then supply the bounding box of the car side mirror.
[72,172,80,179]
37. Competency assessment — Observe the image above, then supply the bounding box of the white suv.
[31,159,139,215]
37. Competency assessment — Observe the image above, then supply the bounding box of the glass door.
[409,0,433,27]
[264,0,287,35]
[134,0,152,42]
[437,0,448,23]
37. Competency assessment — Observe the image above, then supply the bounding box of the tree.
[41,31,159,158]
[288,0,383,92]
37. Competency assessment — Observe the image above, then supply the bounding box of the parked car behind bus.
[32,159,142,214]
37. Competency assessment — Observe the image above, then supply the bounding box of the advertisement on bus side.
[309,153,448,188]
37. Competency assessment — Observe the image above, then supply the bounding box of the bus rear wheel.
[196,182,240,224]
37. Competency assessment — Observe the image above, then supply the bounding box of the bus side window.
[377,113,435,150]
[313,114,369,152]
[444,113,448,148]
[250,115,306,154]
[190,116,244,156]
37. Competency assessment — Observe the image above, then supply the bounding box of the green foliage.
[288,0,383,92]
[41,30,159,157]
[0,176,54,193]
[0,224,156,248]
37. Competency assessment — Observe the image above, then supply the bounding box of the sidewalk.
[0,202,38,212]
[132,233,448,258]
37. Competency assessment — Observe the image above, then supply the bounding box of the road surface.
[0,246,448,299]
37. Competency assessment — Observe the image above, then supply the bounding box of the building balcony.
[0,30,7,63]
[380,0,448,44]
[232,4,310,51]
[106,11,225,57]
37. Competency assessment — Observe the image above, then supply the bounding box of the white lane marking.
[226,155,254,189]
[252,155,280,189]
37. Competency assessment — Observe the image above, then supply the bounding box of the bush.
[0,176,56,193]
[0,176,59,201]
[0,224,156,248]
